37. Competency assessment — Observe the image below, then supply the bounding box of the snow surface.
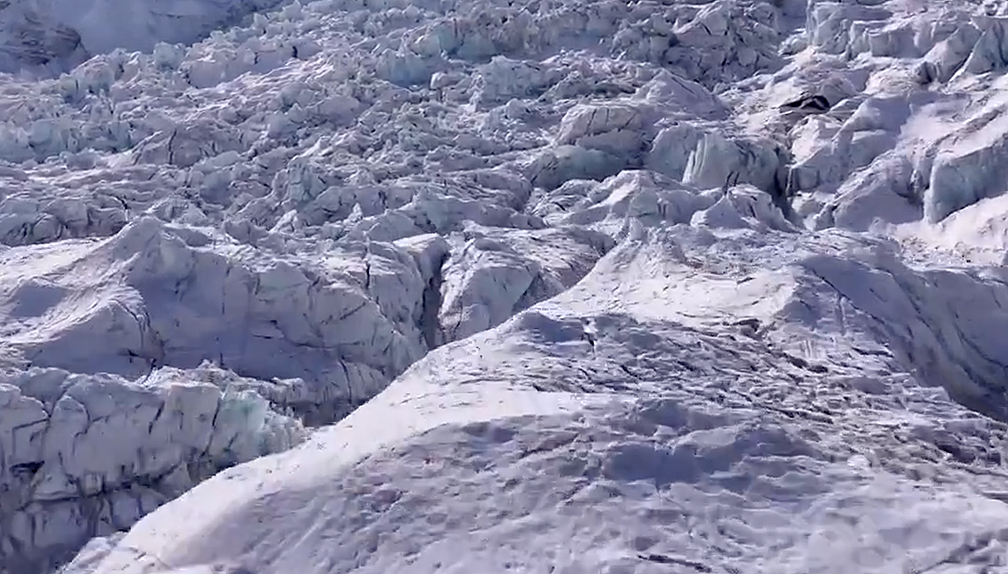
[0,0,290,75]
[1,0,1008,571]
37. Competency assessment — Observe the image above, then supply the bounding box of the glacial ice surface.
[2,0,1008,571]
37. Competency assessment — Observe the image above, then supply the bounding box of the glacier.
[1,0,1008,571]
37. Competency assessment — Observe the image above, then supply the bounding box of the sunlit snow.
[2,0,1008,572]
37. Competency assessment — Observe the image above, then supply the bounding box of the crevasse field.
[3,0,1008,572]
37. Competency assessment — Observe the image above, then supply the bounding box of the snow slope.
[67,219,1008,574]
[1,0,1008,571]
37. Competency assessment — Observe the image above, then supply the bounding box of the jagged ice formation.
[2,0,1008,572]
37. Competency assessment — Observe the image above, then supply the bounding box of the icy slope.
[0,0,1008,571]
[75,218,1008,574]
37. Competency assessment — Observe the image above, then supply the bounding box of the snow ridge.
[1,0,1008,571]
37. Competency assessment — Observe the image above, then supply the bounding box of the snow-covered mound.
[0,0,1008,571]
